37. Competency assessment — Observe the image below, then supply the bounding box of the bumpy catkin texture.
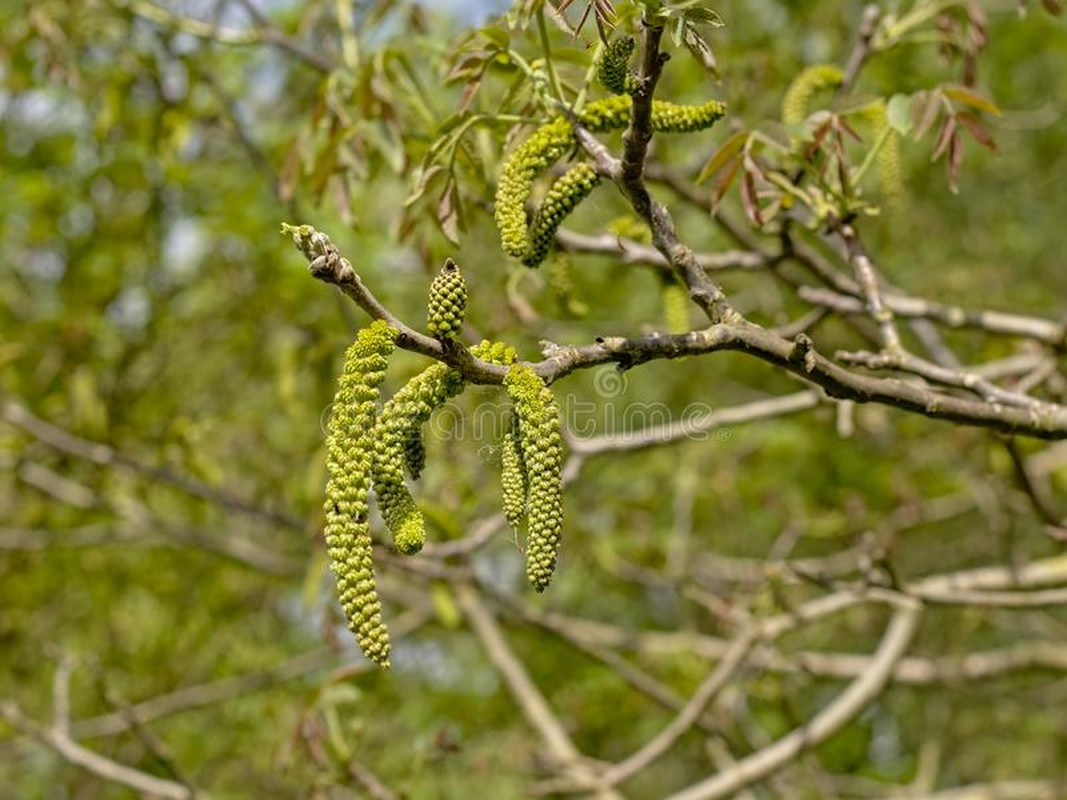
[596,35,636,95]
[494,96,726,261]
[577,95,727,133]
[523,163,600,267]
[426,259,468,339]
[649,99,729,133]
[470,339,518,366]
[401,428,426,480]
[323,320,397,667]
[499,411,528,531]
[494,117,576,259]
[504,365,564,592]
[386,340,514,489]
[781,64,844,125]
[865,104,903,206]
[372,363,466,555]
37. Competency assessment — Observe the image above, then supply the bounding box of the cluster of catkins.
[315,255,565,667]
[494,35,727,267]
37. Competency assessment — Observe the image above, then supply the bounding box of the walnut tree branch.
[299,239,1067,439]
[666,598,922,800]
[1,701,199,800]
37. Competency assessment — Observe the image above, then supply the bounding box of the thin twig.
[568,391,821,456]
[837,222,901,352]
[2,399,303,529]
[841,5,882,92]
[452,582,622,799]
[600,633,756,787]
[1,701,199,800]
[554,228,770,273]
[666,599,922,800]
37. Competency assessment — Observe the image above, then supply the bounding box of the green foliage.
[4,0,1067,796]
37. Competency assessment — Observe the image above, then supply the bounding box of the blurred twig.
[2,398,303,530]
[0,701,202,800]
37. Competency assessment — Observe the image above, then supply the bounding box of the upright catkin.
[427,259,468,339]
[596,35,637,95]
[323,320,398,667]
[504,365,564,592]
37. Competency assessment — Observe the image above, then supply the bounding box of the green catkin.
[547,252,589,317]
[577,95,727,134]
[596,35,637,95]
[370,340,516,555]
[499,411,528,531]
[371,363,466,555]
[503,365,564,592]
[523,163,600,267]
[494,96,726,261]
[323,320,398,668]
[661,279,691,334]
[866,104,903,206]
[427,259,468,339]
[401,428,426,480]
[878,128,902,205]
[649,99,728,133]
[495,117,576,259]
[470,339,518,366]
[781,64,844,125]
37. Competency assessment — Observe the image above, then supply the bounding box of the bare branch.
[841,5,882,91]
[568,391,821,456]
[68,648,337,740]
[452,582,622,799]
[1,701,199,800]
[300,232,1067,440]
[554,228,771,273]
[600,633,756,787]
[666,599,921,800]
[2,399,302,529]
[837,222,902,352]
[872,780,1066,800]
[345,759,398,800]
[798,286,1066,347]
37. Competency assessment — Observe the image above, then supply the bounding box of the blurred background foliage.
[2,0,1066,797]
